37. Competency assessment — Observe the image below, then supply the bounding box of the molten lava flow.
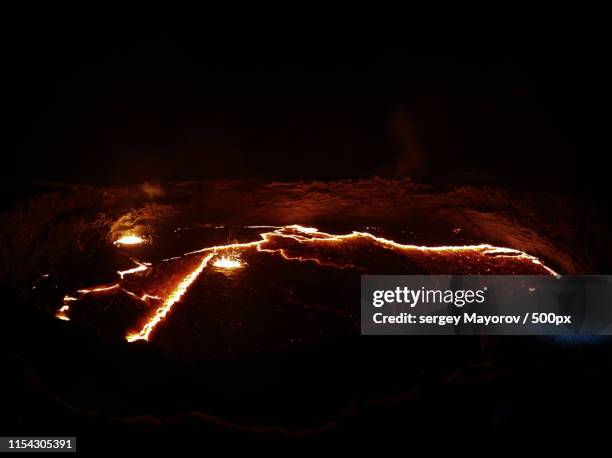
[56,224,559,342]
[117,260,150,279]
[55,285,121,321]
[56,305,71,321]
[114,234,146,246]
[126,253,216,342]
[77,284,120,294]
[212,256,243,269]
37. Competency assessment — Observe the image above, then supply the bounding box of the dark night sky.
[4,16,611,204]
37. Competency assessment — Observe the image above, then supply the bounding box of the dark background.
[3,16,610,205]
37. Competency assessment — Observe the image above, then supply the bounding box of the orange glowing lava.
[56,225,559,342]
[212,256,243,269]
[114,234,146,246]
[55,285,120,321]
[126,253,215,342]
[77,284,120,294]
[117,260,150,279]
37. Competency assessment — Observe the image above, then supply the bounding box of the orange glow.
[55,224,559,341]
[289,224,319,234]
[117,260,150,279]
[114,234,146,246]
[55,285,119,321]
[212,256,243,269]
[126,253,215,342]
[77,284,120,294]
[56,304,71,321]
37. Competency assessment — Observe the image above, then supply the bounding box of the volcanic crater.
[2,178,610,435]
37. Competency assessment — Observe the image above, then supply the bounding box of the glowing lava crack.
[55,225,558,342]
[125,253,215,342]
